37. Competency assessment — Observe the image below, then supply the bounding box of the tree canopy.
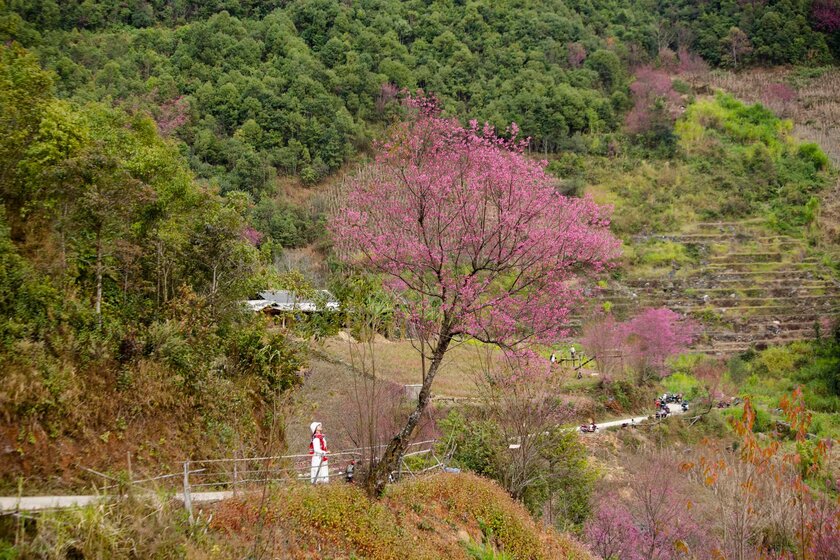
[331,99,619,494]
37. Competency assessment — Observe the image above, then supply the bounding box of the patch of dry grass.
[320,336,502,398]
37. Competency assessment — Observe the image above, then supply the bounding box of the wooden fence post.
[183,460,194,525]
[232,460,238,497]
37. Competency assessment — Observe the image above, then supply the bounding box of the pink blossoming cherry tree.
[331,99,620,496]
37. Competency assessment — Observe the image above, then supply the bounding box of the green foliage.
[661,0,834,65]
[226,321,306,396]
[252,196,322,248]
[464,538,513,560]
[4,495,195,559]
[727,337,840,438]
[585,49,624,93]
[3,1,834,253]
[439,411,595,532]
[599,378,650,413]
[438,410,499,478]
[0,212,60,347]
[0,542,17,560]
[636,240,696,266]
[0,45,306,474]
[589,94,833,236]
[798,142,830,171]
[530,428,596,531]
[0,0,658,191]
[662,372,701,400]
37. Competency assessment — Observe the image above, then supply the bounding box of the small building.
[246,290,339,327]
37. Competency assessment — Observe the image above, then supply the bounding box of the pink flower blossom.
[330,97,620,348]
[241,226,264,246]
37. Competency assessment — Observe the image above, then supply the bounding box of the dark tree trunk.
[365,325,453,497]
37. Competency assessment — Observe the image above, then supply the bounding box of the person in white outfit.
[309,421,329,484]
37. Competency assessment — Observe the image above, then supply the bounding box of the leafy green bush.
[798,143,830,171]
[465,539,513,560]
[727,356,751,385]
[637,240,695,266]
[438,410,499,478]
[662,372,700,399]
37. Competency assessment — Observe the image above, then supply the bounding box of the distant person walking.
[550,352,557,366]
[309,421,329,484]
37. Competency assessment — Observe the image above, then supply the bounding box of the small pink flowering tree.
[581,308,696,381]
[813,0,840,33]
[581,314,625,377]
[625,66,683,136]
[622,308,697,381]
[155,96,189,137]
[585,498,645,560]
[331,98,620,495]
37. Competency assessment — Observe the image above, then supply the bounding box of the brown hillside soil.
[210,472,595,560]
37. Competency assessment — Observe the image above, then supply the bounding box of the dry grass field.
[320,335,501,398]
[317,335,593,399]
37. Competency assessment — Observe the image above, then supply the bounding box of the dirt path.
[0,491,233,512]
[582,403,685,433]
[3,405,687,511]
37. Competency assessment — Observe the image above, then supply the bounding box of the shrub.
[798,142,830,171]
[438,410,499,478]
[637,240,694,266]
[212,474,595,560]
[727,356,751,385]
[662,372,701,399]
[755,346,801,377]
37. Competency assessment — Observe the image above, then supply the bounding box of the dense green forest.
[3,0,837,205]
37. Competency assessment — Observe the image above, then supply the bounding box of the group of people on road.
[654,393,689,419]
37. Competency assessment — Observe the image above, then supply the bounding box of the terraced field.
[582,220,840,355]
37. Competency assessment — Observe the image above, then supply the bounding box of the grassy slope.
[703,66,840,259]
[2,473,594,559]
[319,337,500,398]
[210,472,594,560]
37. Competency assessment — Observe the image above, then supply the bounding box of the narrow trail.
[587,402,686,432]
[0,491,232,513]
[2,405,687,512]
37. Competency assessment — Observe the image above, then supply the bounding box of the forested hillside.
[0,1,835,257]
[4,1,838,251]
[0,45,307,488]
[2,1,840,558]
[1,0,838,477]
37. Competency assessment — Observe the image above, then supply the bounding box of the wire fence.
[81,439,449,522]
